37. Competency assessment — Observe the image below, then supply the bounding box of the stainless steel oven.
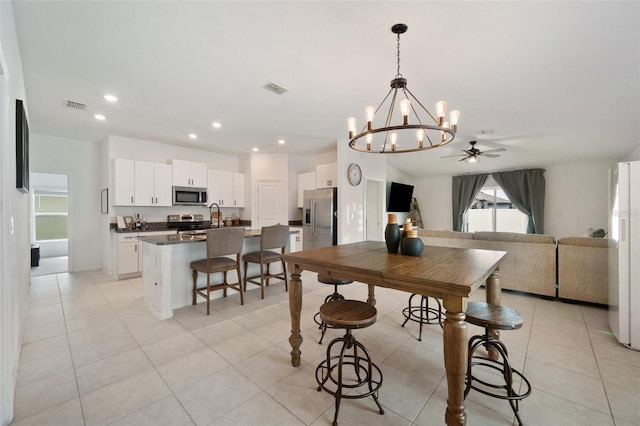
[172,186,207,206]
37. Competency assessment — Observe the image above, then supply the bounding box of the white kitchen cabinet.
[208,170,245,207]
[114,158,135,206]
[316,163,337,188]
[297,171,316,207]
[153,163,173,206]
[170,159,208,188]
[233,172,245,207]
[117,233,140,276]
[114,230,175,279]
[289,227,303,252]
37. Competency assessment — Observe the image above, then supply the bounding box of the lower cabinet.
[289,227,303,252]
[114,230,174,279]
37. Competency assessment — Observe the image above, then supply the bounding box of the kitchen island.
[138,228,294,319]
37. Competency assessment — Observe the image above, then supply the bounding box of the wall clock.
[347,163,362,186]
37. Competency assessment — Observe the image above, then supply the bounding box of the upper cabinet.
[114,158,135,206]
[208,170,245,208]
[113,159,172,206]
[170,159,207,188]
[134,161,172,206]
[297,171,316,207]
[233,172,245,208]
[316,163,337,188]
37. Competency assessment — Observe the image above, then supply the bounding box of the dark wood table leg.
[288,266,303,367]
[485,268,501,361]
[443,295,468,426]
[367,283,376,306]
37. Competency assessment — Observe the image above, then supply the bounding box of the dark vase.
[401,236,424,256]
[385,223,401,254]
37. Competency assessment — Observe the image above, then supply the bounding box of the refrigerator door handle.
[311,200,317,237]
[621,218,626,241]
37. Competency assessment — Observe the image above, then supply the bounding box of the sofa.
[416,230,557,297]
[557,237,608,304]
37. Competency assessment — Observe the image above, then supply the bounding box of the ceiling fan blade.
[481,148,506,154]
[482,153,501,158]
[458,157,468,162]
[440,154,467,158]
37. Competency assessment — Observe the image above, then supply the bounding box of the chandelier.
[348,24,460,154]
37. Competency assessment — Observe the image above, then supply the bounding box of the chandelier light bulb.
[347,117,357,139]
[366,133,373,151]
[449,110,460,131]
[441,121,449,142]
[400,99,411,125]
[435,101,447,127]
[416,129,425,149]
[365,106,375,130]
[390,132,397,152]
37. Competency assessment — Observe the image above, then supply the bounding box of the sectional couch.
[416,230,608,304]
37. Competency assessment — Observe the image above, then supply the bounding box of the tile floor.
[10,269,640,426]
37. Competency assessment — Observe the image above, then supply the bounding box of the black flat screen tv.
[387,182,414,212]
[16,99,29,193]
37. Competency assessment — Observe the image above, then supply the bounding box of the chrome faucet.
[209,202,221,228]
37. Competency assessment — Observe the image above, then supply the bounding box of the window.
[33,192,68,241]
[466,186,527,233]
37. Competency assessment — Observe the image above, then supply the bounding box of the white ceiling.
[12,1,640,178]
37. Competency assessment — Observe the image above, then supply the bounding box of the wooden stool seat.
[319,300,377,329]
[317,272,353,286]
[465,301,523,330]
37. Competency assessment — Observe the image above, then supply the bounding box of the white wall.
[337,140,386,244]
[544,161,613,238]
[622,144,640,162]
[412,160,616,239]
[30,134,103,271]
[0,2,29,423]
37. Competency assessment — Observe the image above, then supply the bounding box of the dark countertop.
[137,228,299,245]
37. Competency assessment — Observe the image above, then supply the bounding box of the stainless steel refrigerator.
[608,161,640,350]
[303,188,337,250]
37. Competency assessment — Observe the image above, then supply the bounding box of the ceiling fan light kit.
[347,23,460,154]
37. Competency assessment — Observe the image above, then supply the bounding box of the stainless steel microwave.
[172,186,207,206]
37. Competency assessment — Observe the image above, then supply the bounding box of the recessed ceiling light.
[94,114,106,120]
[278,139,285,145]
[212,122,222,128]
[252,147,259,152]
[104,94,118,102]
[189,134,197,139]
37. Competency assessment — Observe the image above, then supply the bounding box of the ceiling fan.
[441,141,506,163]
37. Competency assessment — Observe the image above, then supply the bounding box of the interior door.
[365,179,384,241]
[257,180,284,228]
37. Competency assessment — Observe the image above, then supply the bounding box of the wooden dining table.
[282,241,506,426]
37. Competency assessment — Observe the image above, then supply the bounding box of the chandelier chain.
[396,32,402,78]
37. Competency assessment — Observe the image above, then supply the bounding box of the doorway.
[257,180,284,228]
[30,172,69,276]
[365,178,384,241]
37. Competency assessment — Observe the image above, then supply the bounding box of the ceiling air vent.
[65,100,87,111]
[263,82,287,95]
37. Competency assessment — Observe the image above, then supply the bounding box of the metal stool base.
[465,331,531,426]
[401,294,443,341]
[316,330,384,426]
[314,286,346,344]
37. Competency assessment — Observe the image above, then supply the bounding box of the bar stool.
[464,301,532,426]
[401,293,443,341]
[313,272,354,344]
[316,300,384,426]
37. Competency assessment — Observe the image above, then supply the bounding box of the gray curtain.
[492,169,545,234]
[452,174,488,231]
